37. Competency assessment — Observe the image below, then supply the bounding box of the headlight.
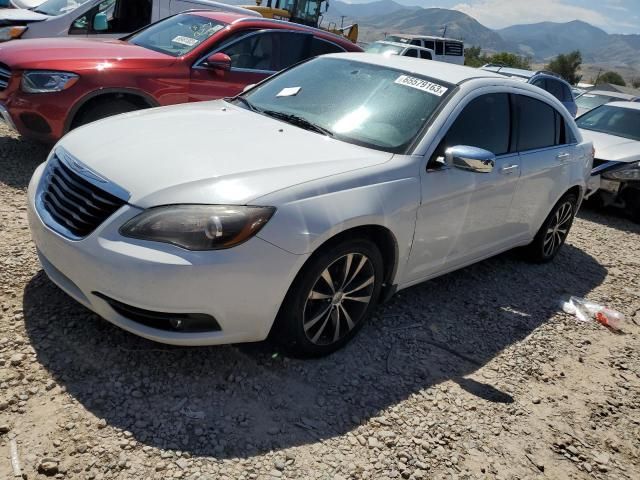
[21,71,79,94]
[120,205,276,251]
[602,161,640,181]
[0,26,27,42]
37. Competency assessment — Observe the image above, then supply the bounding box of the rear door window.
[404,48,419,58]
[420,50,432,60]
[516,95,557,151]
[435,41,444,55]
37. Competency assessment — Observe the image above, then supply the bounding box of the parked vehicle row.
[0,0,260,41]
[24,54,593,355]
[0,10,361,142]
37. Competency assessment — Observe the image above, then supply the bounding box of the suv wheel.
[72,98,142,129]
[275,239,383,357]
[524,193,578,263]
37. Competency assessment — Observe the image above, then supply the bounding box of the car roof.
[584,90,637,99]
[369,41,434,51]
[186,11,358,46]
[604,101,640,110]
[482,66,533,78]
[324,53,504,85]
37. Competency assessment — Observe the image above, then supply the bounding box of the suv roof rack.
[534,70,562,79]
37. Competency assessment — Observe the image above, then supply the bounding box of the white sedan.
[578,101,640,222]
[27,53,593,356]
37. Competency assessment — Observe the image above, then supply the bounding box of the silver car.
[27,53,593,356]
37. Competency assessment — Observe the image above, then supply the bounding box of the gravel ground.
[0,123,639,480]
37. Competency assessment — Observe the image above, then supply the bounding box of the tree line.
[464,47,639,88]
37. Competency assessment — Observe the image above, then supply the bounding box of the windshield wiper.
[232,96,261,113]
[263,110,334,137]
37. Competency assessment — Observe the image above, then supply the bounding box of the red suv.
[0,11,361,143]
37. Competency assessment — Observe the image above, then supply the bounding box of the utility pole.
[340,15,346,29]
[594,68,603,85]
[442,25,447,38]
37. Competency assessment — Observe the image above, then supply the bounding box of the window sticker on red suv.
[394,75,448,96]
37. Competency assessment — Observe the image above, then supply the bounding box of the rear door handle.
[556,153,571,161]
[500,165,519,174]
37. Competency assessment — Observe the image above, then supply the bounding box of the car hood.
[580,129,640,163]
[58,101,393,207]
[0,38,173,70]
[0,8,50,24]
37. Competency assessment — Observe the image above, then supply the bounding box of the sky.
[341,0,640,34]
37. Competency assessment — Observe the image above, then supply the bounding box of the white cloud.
[452,0,614,30]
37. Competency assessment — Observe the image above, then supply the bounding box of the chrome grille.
[0,63,10,91]
[38,153,127,239]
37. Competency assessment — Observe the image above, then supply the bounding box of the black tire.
[274,238,384,357]
[523,193,578,263]
[72,98,141,129]
[622,188,640,223]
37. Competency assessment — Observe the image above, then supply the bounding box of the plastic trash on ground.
[560,296,625,331]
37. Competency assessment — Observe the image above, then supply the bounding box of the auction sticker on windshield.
[395,75,448,96]
[172,36,198,47]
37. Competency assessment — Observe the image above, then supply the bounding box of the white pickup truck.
[0,0,260,42]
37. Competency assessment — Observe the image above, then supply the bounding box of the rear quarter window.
[310,38,345,56]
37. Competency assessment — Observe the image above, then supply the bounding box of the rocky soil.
[0,124,639,479]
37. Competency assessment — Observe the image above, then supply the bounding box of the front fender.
[255,161,421,284]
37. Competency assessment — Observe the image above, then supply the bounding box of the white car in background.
[578,102,640,222]
[27,53,592,356]
[364,40,435,61]
[0,0,259,42]
[575,90,639,118]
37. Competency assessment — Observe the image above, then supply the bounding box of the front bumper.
[27,163,308,346]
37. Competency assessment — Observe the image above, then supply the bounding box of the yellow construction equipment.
[242,0,359,43]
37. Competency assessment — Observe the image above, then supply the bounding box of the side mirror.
[445,145,495,173]
[93,12,108,32]
[242,84,256,93]
[205,52,231,71]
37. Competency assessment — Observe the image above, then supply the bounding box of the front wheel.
[274,239,384,357]
[523,193,578,263]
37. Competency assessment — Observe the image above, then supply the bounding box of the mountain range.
[223,0,640,69]
[325,0,640,69]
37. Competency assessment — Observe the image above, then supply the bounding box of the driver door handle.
[556,153,571,161]
[500,165,519,174]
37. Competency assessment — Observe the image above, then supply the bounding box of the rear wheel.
[275,239,383,357]
[72,98,142,129]
[523,193,578,263]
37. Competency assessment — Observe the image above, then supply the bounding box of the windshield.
[577,105,640,141]
[34,0,92,16]
[576,93,617,110]
[128,14,227,57]
[364,42,404,56]
[237,57,453,153]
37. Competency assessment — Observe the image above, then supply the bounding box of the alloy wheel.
[543,200,574,257]
[302,253,376,346]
